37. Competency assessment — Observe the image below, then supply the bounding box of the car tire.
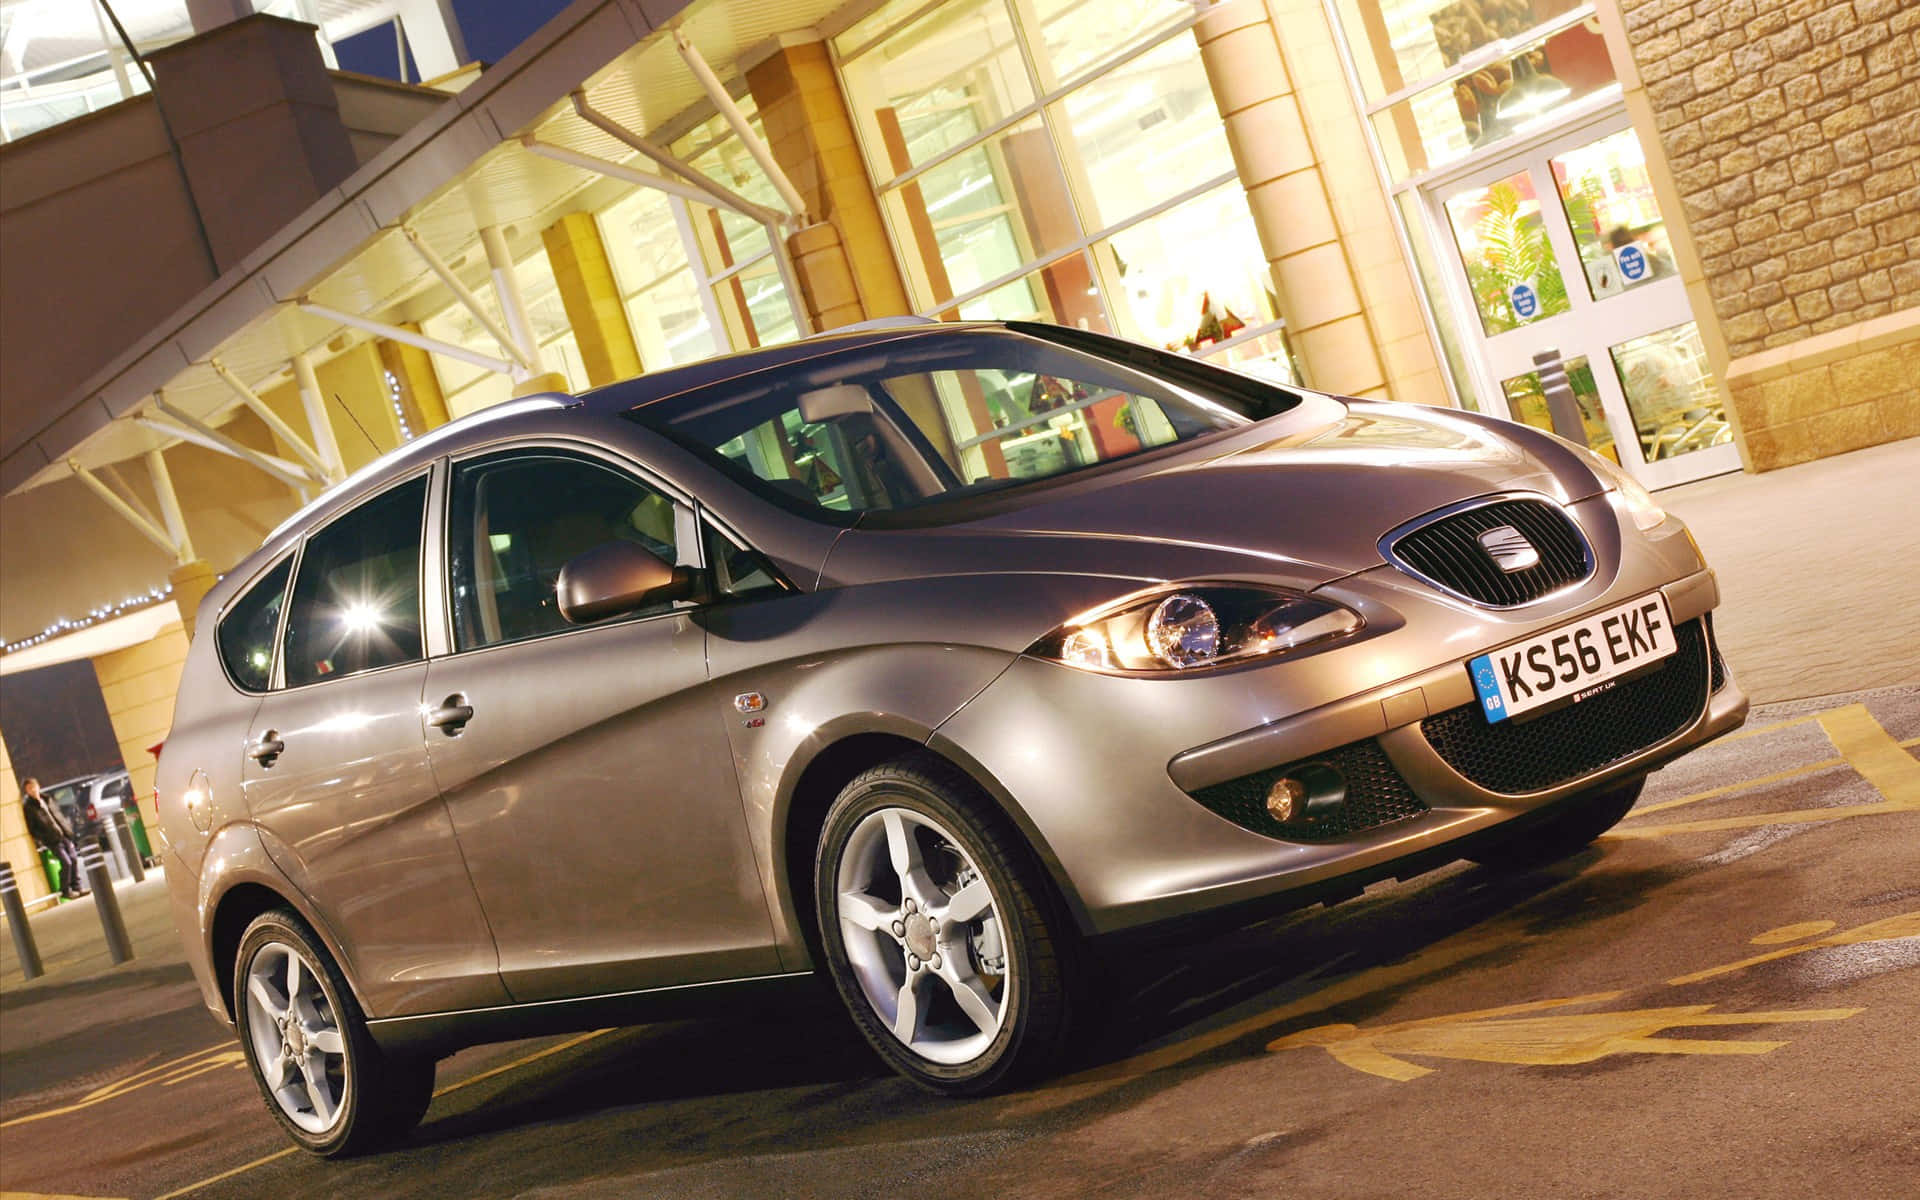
[1468,778,1645,871]
[815,756,1075,1095]
[232,908,435,1157]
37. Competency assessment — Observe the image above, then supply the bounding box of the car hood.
[827,393,1600,585]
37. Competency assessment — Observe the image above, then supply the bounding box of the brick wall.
[1621,0,1918,356]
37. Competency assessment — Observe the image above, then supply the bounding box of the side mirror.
[556,541,694,624]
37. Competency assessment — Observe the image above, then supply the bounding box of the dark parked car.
[155,319,1746,1155]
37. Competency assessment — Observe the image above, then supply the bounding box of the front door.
[1427,114,1740,489]
[242,472,508,1018]
[422,446,776,1004]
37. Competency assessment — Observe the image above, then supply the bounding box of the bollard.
[1532,347,1591,449]
[80,842,133,965]
[107,811,146,883]
[1,861,46,980]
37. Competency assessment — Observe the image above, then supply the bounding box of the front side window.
[282,477,428,687]
[630,330,1289,520]
[217,556,293,692]
[448,453,681,651]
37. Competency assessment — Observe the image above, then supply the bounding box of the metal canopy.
[5,0,858,496]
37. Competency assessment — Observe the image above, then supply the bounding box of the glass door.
[1426,114,1739,488]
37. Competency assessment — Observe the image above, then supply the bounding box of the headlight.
[1030,585,1362,674]
[1571,444,1665,531]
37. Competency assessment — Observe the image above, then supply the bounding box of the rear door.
[421,446,775,1003]
[240,471,507,1017]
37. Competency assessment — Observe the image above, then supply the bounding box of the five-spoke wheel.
[244,941,349,1133]
[232,909,436,1156]
[816,757,1074,1093]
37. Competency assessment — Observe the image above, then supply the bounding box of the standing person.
[22,777,86,899]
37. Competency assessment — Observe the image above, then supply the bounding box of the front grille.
[1188,739,1428,843]
[1385,497,1592,607]
[1422,619,1710,794]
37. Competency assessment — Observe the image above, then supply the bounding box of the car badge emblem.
[1477,525,1540,572]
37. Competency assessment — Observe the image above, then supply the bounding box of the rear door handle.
[427,694,474,735]
[247,731,284,766]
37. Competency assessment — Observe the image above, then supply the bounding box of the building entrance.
[1425,113,1739,489]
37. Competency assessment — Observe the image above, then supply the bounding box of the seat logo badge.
[1477,526,1540,573]
[734,692,766,714]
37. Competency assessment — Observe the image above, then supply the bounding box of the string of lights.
[3,585,175,655]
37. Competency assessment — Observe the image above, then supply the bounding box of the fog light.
[1266,777,1307,822]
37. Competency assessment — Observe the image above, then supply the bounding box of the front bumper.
[931,502,1746,937]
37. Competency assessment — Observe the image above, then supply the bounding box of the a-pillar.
[1194,0,1394,401]
[541,213,644,387]
[745,35,911,329]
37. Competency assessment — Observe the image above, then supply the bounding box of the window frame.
[436,441,711,660]
[274,467,435,693]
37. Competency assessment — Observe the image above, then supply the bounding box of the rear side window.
[217,557,293,692]
[283,476,428,687]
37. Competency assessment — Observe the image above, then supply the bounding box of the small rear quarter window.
[218,557,293,692]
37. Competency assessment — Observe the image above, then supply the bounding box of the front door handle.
[247,730,284,767]
[427,694,474,735]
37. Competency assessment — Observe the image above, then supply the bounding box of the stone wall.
[1617,0,1919,468]
[1621,0,1918,355]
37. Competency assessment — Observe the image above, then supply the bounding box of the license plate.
[1469,593,1677,723]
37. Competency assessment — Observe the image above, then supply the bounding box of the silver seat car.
[155,320,1745,1155]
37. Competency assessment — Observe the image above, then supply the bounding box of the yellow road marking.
[1750,920,1836,944]
[1627,756,1845,816]
[1268,1000,1863,1081]
[1613,705,1920,837]
[2,1192,132,1199]
[1820,704,1920,803]
[147,1029,615,1199]
[431,1028,612,1098]
[1668,912,1920,986]
[148,1149,297,1200]
[0,1045,240,1130]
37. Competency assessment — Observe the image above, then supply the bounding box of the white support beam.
[145,449,195,563]
[297,301,516,374]
[98,463,165,535]
[768,225,816,336]
[672,30,810,223]
[479,224,544,382]
[141,402,319,493]
[132,416,313,485]
[566,93,784,225]
[69,459,179,561]
[522,139,748,215]
[209,357,336,482]
[399,225,536,372]
[291,352,347,481]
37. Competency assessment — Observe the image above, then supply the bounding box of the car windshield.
[625,330,1291,519]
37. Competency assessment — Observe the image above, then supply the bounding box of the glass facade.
[837,0,1291,378]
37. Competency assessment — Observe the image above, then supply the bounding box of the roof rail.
[818,315,940,335]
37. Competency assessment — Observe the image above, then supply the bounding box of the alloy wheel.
[834,806,1010,1065]
[244,941,348,1134]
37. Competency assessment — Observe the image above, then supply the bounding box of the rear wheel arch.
[209,880,368,1023]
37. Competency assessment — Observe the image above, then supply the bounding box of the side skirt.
[366,971,828,1058]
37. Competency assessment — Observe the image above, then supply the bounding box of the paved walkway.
[1660,435,1920,703]
[1,871,178,991]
